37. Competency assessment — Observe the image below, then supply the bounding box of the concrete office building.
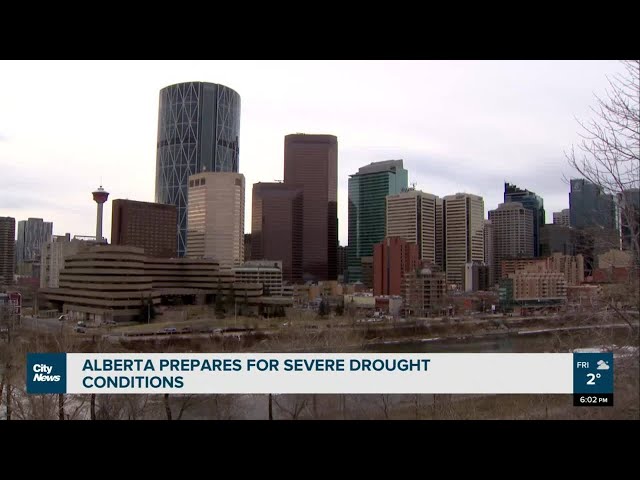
[488,202,534,284]
[504,183,545,257]
[234,260,284,297]
[348,160,408,282]
[386,190,439,265]
[155,82,241,257]
[483,220,494,286]
[284,134,338,281]
[111,199,177,258]
[186,172,245,270]
[16,217,53,274]
[553,209,570,227]
[251,182,303,284]
[373,236,419,296]
[443,193,484,288]
[0,217,15,286]
[244,234,252,262]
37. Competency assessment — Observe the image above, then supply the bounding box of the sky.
[0,60,626,246]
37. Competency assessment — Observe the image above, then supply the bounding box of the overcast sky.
[0,60,625,245]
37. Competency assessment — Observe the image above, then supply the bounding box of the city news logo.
[26,353,67,394]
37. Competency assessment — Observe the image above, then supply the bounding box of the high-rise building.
[251,182,303,284]
[186,172,244,270]
[540,224,577,256]
[347,160,408,282]
[0,217,15,286]
[435,198,444,269]
[386,190,439,265]
[464,262,491,292]
[155,82,241,257]
[284,133,338,281]
[483,220,494,286]
[40,235,95,288]
[16,218,53,275]
[337,245,348,280]
[443,193,484,288]
[569,179,616,231]
[244,234,252,262]
[373,236,419,296]
[488,202,534,284]
[553,209,570,227]
[111,199,177,258]
[504,183,545,257]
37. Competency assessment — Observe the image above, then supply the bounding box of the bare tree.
[566,60,639,258]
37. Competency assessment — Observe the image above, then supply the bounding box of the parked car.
[74,326,86,333]
[77,321,87,328]
[163,327,177,334]
[180,327,193,334]
[103,319,117,326]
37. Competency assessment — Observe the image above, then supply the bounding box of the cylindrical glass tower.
[155,82,241,257]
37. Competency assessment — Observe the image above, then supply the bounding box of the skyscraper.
[186,172,245,269]
[348,159,408,282]
[111,199,178,258]
[386,189,439,265]
[156,82,241,257]
[504,183,544,257]
[284,133,337,281]
[16,218,53,274]
[488,202,534,283]
[569,179,616,231]
[483,220,494,286]
[0,217,15,286]
[443,193,484,288]
[251,182,303,283]
[553,209,570,227]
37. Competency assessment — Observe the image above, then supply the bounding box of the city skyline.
[0,60,627,246]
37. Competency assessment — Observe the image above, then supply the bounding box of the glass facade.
[347,160,408,282]
[569,179,617,232]
[504,183,545,257]
[155,82,241,257]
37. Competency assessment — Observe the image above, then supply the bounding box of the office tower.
[156,82,241,257]
[483,220,494,286]
[186,172,245,269]
[244,234,252,262]
[16,217,53,274]
[347,160,408,282]
[443,193,484,288]
[569,179,616,231]
[504,183,545,257]
[553,209,570,227]
[373,236,419,296]
[386,190,439,264]
[0,217,15,286]
[111,199,178,258]
[92,185,109,242]
[464,262,491,292]
[435,198,444,269]
[540,224,577,256]
[337,244,347,280]
[40,235,92,288]
[251,182,303,283]
[284,133,337,281]
[489,202,534,282]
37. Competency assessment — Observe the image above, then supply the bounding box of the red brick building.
[373,237,419,296]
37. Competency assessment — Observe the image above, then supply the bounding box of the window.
[201,178,206,186]
[189,180,194,187]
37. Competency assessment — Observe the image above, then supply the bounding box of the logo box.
[26,353,67,394]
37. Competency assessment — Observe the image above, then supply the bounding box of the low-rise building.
[402,264,447,317]
[234,260,284,297]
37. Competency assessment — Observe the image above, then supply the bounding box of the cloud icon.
[597,360,610,370]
